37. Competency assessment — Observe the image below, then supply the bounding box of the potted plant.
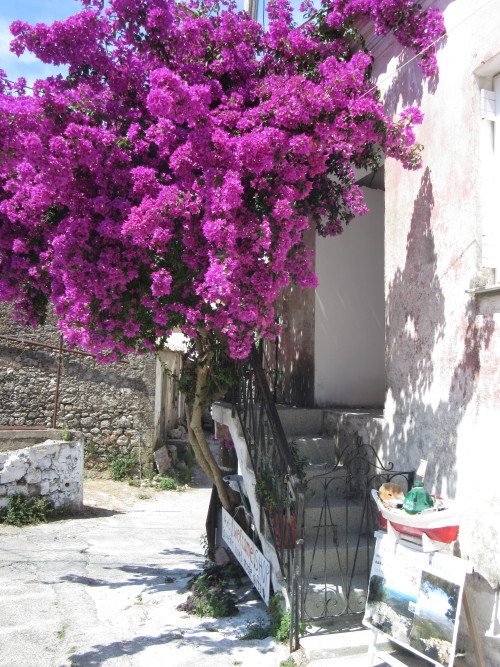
[255,476,296,549]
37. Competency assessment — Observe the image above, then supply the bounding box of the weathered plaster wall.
[271,224,316,407]
[315,187,385,407]
[323,409,384,460]
[367,1,500,663]
[0,305,156,472]
[0,430,83,511]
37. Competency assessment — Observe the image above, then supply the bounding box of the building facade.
[262,1,500,662]
[377,2,500,661]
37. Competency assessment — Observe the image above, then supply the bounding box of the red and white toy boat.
[371,489,460,544]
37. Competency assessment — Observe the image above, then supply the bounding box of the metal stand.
[368,629,420,666]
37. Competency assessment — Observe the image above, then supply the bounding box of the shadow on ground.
[68,630,185,665]
[59,564,200,594]
[77,506,125,518]
[68,624,279,666]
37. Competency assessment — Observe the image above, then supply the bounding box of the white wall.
[0,431,83,511]
[314,187,385,407]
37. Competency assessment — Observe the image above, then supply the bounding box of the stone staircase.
[277,408,374,621]
[213,403,381,620]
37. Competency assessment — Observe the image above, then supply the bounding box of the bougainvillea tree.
[0,0,444,509]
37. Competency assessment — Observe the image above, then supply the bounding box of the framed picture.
[363,532,471,666]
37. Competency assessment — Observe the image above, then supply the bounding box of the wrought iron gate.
[300,437,414,622]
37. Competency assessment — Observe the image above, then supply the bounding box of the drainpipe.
[244,0,259,22]
[52,335,63,429]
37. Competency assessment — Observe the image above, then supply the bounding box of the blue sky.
[0,0,308,86]
[0,0,78,84]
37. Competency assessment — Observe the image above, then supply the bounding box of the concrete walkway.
[0,479,290,667]
[0,477,427,667]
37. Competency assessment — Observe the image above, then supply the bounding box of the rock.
[7,485,28,496]
[25,468,42,484]
[167,445,177,467]
[168,426,187,439]
[214,546,231,566]
[154,446,171,474]
[0,458,28,484]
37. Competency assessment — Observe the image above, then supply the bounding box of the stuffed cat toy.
[378,482,405,508]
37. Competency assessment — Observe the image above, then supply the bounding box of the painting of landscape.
[409,571,460,666]
[364,569,462,667]
[363,536,468,667]
[364,574,417,645]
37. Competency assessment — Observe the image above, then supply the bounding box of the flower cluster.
[0,0,443,360]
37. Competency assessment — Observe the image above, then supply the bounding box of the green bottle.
[402,481,434,514]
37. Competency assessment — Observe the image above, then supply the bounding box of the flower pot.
[271,511,297,549]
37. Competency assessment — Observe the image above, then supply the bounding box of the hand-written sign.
[221,508,271,605]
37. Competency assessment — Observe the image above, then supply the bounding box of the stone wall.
[323,408,385,462]
[0,305,156,473]
[0,430,83,511]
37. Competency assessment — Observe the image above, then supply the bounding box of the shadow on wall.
[64,357,151,393]
[383,50,428,117]
[380,0,455,116]
[383,168,494,497]
[275,281,315,407]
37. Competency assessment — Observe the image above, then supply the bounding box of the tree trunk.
[184,353,239,512]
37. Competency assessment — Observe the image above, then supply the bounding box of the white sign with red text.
[222,508,271,605]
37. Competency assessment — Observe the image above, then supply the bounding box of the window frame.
[473,54,500,293]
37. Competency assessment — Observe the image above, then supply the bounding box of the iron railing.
[232,346,305,651]
[232,347,415,644]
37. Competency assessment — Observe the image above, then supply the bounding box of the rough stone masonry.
[0,304,156,473]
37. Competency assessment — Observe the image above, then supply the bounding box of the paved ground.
[0,474,427,667]
[0,478,290,667]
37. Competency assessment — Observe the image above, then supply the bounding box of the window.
[477,55,500,290]
[480,73,500,277]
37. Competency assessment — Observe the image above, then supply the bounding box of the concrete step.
[304,497,365,537]
[290,436,336,465]
[303,534,374,577]
[300,616,400,665]
[300,621,427,666]
[276,407,324,436]
[301,653,396,667]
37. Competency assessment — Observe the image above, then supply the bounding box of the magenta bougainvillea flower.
[0,0,444,361]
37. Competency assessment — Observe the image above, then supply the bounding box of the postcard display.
[363,529,474,667]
